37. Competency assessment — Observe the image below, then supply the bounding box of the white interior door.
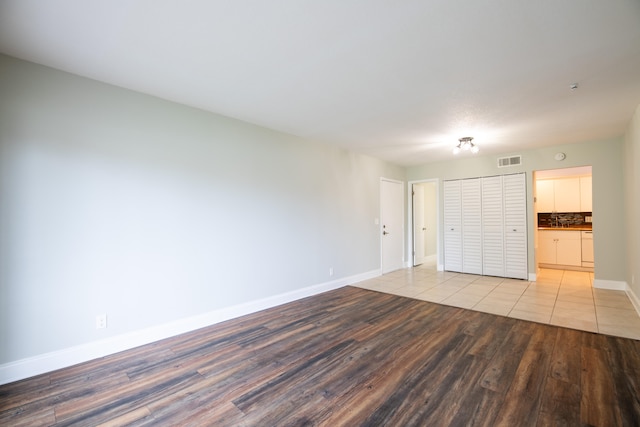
[381,179,404,274]
[413,184,425,266]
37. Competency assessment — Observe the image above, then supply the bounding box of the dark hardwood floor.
[1,286,639,426]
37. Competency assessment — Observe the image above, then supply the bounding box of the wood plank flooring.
[1,286,639,426]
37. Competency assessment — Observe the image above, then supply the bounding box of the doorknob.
[422,227,426,231]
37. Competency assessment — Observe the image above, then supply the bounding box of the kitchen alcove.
[534,166,593,274]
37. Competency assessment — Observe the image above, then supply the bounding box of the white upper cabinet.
[536,176,590,213]
[580,176,592,212]
[536,180,555,212]
[553,178,581,212]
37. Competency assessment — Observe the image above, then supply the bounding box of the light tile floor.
[353,263,640,340]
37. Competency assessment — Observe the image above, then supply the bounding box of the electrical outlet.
[329,267,334,277]
[96,314,107,329]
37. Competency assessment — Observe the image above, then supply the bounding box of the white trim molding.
[627,287,640,317]
[593,279,627,291]
[0,269,380,386]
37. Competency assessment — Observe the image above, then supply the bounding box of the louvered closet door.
[481,176,505,277]
[444,180,462,272]
[503,173,528,279]
[462,179,482,274]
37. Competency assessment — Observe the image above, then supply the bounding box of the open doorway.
[533,166,593,275]
[411,181,438,268]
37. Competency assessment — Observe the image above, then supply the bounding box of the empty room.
[1,1,640,426]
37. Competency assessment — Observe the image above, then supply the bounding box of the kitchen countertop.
[538,226,593,231]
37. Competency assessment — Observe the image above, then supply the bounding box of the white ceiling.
[1,1,640,166]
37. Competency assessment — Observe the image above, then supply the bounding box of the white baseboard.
[0,269,380,386]
[627,287,640,317]
[593,279,628,291]
[592,280,640,318]
[528,273,537,282]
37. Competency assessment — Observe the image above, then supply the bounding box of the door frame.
[408,179,441,270]
[413,183,426,266]
[380,178,405,274]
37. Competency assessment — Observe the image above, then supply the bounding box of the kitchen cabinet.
[554,178,581,212]
[537,177,590,213]
[581,230,594,267]
[580,176,592,212]
[536,180,555,212]
[538,232,558,264]
[538,230,581,267]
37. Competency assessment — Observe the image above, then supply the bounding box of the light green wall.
[624,105,640,296]
[0,52,636,368]
[0,55,404,363]
[407,138,627,282]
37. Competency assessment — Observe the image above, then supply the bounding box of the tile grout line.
[547,273,563,326]
[590,274,601,334]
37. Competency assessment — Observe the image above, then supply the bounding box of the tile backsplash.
[538,212,592,227]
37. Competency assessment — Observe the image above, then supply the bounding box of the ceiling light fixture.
[453,137,478,154]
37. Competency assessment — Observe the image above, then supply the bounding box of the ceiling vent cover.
[497,155,522,168]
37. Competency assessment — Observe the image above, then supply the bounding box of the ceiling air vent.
[497,155,522,168]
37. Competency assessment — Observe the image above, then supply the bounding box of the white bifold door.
[481,176,505,277]
[444,173,528,280]
[503,173,528,279]
[444,177,483,274]
[461,179,482,274]
[443,180,462,272]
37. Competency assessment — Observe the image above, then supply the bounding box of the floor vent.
[497,155,522,167]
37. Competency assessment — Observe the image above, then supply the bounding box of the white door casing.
[381,179,404,274]
[413,184,425,266]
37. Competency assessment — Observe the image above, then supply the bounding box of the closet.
[444,173,528,280]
